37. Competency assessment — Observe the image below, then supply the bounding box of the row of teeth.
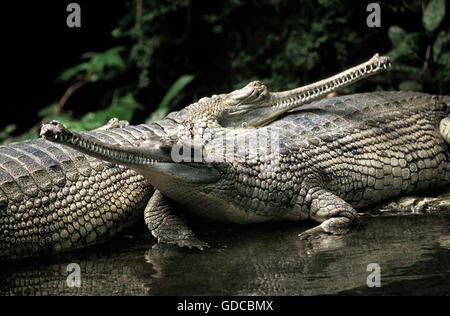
[55,133,157,165]
[274,60,391,109]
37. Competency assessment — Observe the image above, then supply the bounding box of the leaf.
[399,81,423,91]
[0,124,16,140]
[83,46,126,72]
[79,93,144,130]
[438,51,450,67]
[111,28,122,38]
[79,111,110,130]
[146,107,170,124]
[115,93,144,112]
[158,75,195,110]
[146,74,195,123]
[422,0,446,32]
[388,25,408,46]
[387,32,423,63]
[57,63,90,82]
[37,103,58,118]
[387,45,413,61]
[433,31,450,62]
[390,64,423,76]
[58,47,126,83]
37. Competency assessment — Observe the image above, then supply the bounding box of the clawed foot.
[145,190,209,251]
[299,217,353,240]
[158,236,209,250]
[298,225,328,240]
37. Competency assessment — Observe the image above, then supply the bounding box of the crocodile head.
[40,120,220,184]
[215,53,391,128]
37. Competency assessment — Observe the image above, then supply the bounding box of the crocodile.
[40,70,450,250]
[0,53,438,260]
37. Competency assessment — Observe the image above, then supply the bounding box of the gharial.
[1,54,447,260]
[38,53,450,252]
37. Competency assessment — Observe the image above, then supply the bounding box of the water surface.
[1,211,449,295]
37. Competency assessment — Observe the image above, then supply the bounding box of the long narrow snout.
[220,54,391,128]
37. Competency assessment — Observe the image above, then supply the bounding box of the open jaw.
[219,53,391,128]
[40,121,220,185]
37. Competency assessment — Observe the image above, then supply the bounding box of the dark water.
[1,213,449,296]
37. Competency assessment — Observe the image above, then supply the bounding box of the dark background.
[1,1,125,130]
[1,0,449,141]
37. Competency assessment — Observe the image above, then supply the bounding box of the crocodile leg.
[298,188,360,239]
[144,190,208,250]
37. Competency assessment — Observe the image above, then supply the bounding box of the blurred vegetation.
[1,0,449,144]
[387,0,449,92]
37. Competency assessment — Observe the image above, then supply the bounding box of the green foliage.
[58,46,126,83]
[146,74,195,123]
[119,0,191,89]
[0,125,16,143]
[2,0,449,145]
[388,0,449,93]
[37,103,59,118]
[398,81,423,91]
[433,31,450,62]
[0,47,137,144]
[35,94,144,133]
[422,0,446,32]
[69,93,144,131]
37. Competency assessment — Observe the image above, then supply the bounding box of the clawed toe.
[160,237,209,250]
[175,238,209,250]
[298,225,327,240]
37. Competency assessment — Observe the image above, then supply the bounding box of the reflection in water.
[1,211,449,295]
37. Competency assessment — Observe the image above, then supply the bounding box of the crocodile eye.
[228,85,254,101]
[228,81,269,105]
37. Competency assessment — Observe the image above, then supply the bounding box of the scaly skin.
[41,91,450,245]
[0,54,392,260]
[0,124,153,260]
